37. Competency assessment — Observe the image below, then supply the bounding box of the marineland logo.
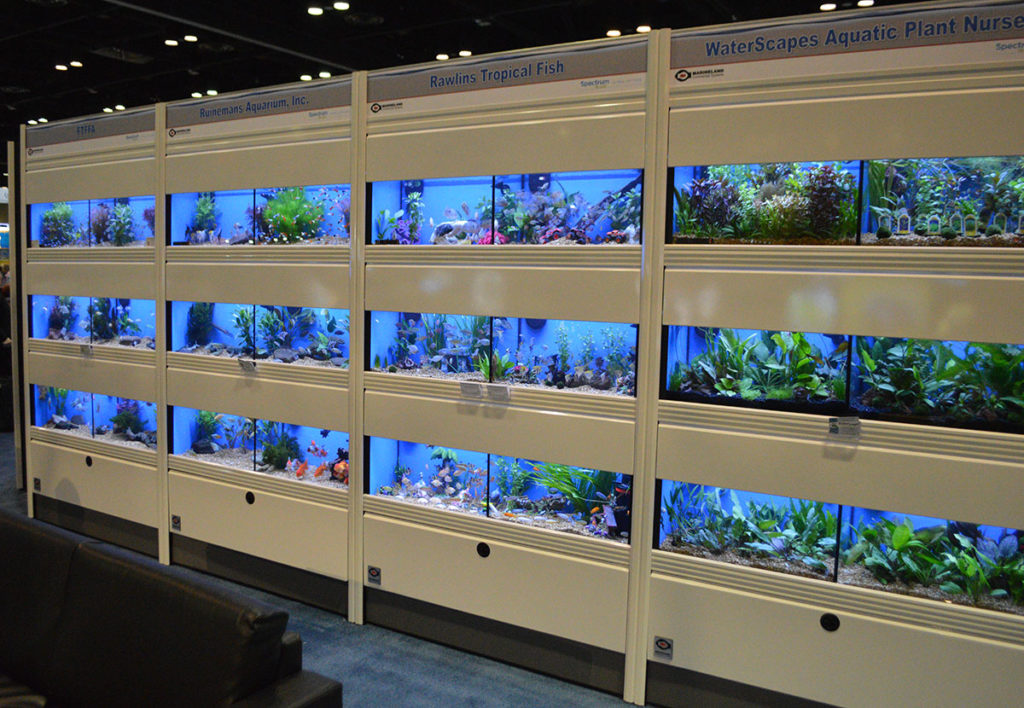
[675,67,725,82]
[370,103,382,113]
[674,69,692,82]
[167,127,191,137]
[168,128,176,137]
[369,100,404,114]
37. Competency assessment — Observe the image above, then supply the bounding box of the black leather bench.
[0,508,342,707]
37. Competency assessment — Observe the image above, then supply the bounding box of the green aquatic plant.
[232,307,256,356]
[219,416,255,449]
[676,328,758,399]
[263,187,324,243]
[429,446,458,468]
[404,191,425,239]
[530,462,616,518]
[48,296,78,335]
[89,298,140,341]
[89,203,111,244]
[40,387,69,418]
[606,185,642,231]
[193,192,219,231]
[185,302,216,346]
[419,313,448,361]
[945,343,1024,427]
[475,351,514,380]
[493,456,532,501]
[195,410,223,441]
[259,421,300,469]
[845,517,947,587]
[805,163,856,238]
[109,203,136,246]
[258,306,314,353]
[374,208,404,242]
[110,399,144,434]
[555,322,572,374]
[856,337,956,417]
[40,202,79,247]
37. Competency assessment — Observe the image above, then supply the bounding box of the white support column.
[155,104,171,564]
[8,140,24,494]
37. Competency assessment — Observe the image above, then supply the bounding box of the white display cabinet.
[646,4,1024,706]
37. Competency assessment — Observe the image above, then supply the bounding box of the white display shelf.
[27,350,157,403]
[169,455,348,507]
[24,261,158,301]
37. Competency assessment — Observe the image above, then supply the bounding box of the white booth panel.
[364,514,628,652]
[24,159,157,204]
[28,352,156,403]
[24,262,157,300]
[166,262,349,309]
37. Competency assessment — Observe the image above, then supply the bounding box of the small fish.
[319,429,330,438]
[503,512,517,518]
[294,460,309,478]
[285,458,298,473]
[312,462,327,478]
[590,506,601,515]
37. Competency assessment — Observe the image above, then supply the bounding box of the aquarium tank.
[670,162,859,245]
[369,436,632,542]
[30,295,90,342]
[863,155,1024,246]
[659,481,1024,615]
[28,196,155,248]
[32,385,157,450]
[172,406,348,488]
[32,295,155,347]
[171,302,349,366]
[370,312,637,396]
[664,327,850,414]
[167,184,350,246]
[369,169,643,245]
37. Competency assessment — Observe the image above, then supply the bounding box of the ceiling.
[2,0,912,181]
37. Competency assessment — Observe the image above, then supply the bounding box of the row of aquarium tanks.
[30,386,1024,618]
[31,296,1024,434]
[28,156,1024,248]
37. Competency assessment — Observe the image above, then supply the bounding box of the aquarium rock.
[191,437,216,455]
[273,347,298,364]
[119,336,141,346]
[50,415,76,430]
[208,343,227,354]
[329,357,346,368]
[70,414,86,426]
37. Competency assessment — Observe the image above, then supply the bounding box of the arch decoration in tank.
[368,436,632,543]
[368,169,642,245]
[370,311,637,396]
[170,301,349,368]
[32,384,157,450]
[171,406,349,489]
[664,327,1024,435]
[659,481,1024,616]
[167,184,350,246]
[28,196,156,248]
[30,295,156,349]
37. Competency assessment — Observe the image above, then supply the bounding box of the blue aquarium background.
[168,184,350,246]
[171,301,349,366]
[87,298,156,347]
[863,156,1024,246]
[29,196,155,247]
[369,436,632,541]
[369,169,642,245]
[659,481,1024,614]
[172,406,348,488]
[30,295,90,341]
[664,327,849,413]
[33,385,91,430]
[670,161,860,244]
[32,385,156,449]
[370,311,637,395]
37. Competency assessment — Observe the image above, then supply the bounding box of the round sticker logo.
[655,638,671,651]
[168,128,176,137]
[674,69,691,82]
[370,103,382,113]
[26,147,35,155]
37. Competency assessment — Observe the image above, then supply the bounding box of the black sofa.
[0,508,342,707]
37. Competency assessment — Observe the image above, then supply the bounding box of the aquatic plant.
[530,462,616,518]
[846,517,947,587]
[374,209,405,243]
[945,343,1024,427]
[805,163,856,237]
[47,296,78,336]
[195,410,223,440]
[109,203,136,246]
[258,306,314,353]
[185,302,217,346]
[89,298,140,341]
[193,192,219,231]
[492,457,532,501]
[420,313,448,361]
[89,203,111,244]
[143,206,156,235]
[404,191,425,240]
[40,202,78,247]
[232,307,256,356]
[40,387,69,418]
[263,187,324,243]
[259,421,300,470]
[110,399,144,434]
[494,182,583,244]
[856,337,956,417]
[475,351,514,380]
[219,416,255,449]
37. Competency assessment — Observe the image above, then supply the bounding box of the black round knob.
[820,613,840,632]
[476,542,490,558]
[245,491,255,505]
[84,456,93,467]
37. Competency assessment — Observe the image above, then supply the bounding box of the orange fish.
[312,462,327,478]
[295,460,309,478]
[503,512,516,518]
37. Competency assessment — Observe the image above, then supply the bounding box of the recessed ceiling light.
[307,6,323,15]
[206,89,218,96]
[458,50,472,57]
[191,92,203,98]
[103,107,113,113]
[27,119,38,125]
[333,2,350,9]
[857,0,874,5]
[55,64,68,71]
[606,29,621,37]
[820,2,837,10]
[184,34,198,42]
[69,60,83,67]
[38,117,47,123]
[114,104,126,111]
[165,39,179,47]
[300,74,313,81]
[318,71,331,78]
[436,53,449,61]
[636,25,652,33]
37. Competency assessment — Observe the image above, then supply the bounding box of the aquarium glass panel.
[172,406,255,471]
[255,420,349,488]
[255,306,349,367]
[664,327,850,413]
[842,507,1024,615]
[30,295,90,341]
[490,457,632,542]
[29,199,89,247]
[87,298,156,348]
[92,394,157,449]
[852,336,1024,434]
[170,301,254,357]
[494,170,643,244]
[368,311,489,379]
[659,482,841,581]
[862,156,1024,246]
[33,385,92,434]
[669,161,860,245]
[89,196,155,247]
[369,176,491,245]
[367,437,491,517]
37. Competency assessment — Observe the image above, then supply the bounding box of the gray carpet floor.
[0,432,631,707]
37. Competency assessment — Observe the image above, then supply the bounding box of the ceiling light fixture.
[819,3,837,10]
[319,71,331,78]
[857,0,874,5]
[102,107,113,113]
[300,74,313,81]
[458,50,472,57]
[55,64,68,71]
[114,104,126,111]
[184,34,198,42]
[436,53,449,61]
[206,89,218,96]
[191,92,203,98]
[38,118,48,123]
[333,2,350,9]
[606,29,622,37]
[636,25,652,33]
[307,6,323,15]
[69,60,83,68]
[27,119,37,125]
[165,39,179,46]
